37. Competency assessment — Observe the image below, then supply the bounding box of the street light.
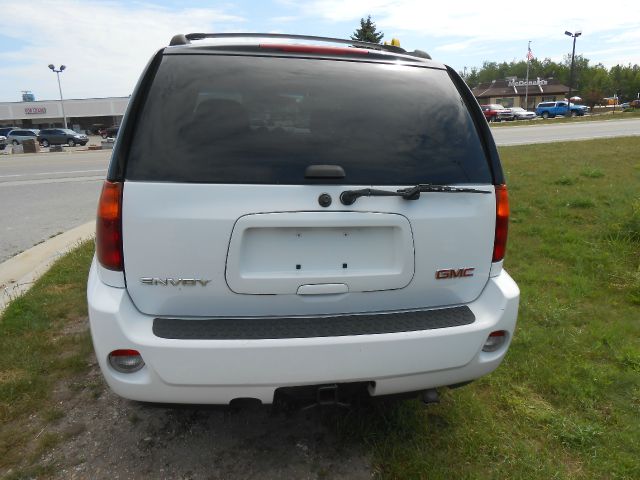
[564,30,582,117]
[48,64,68,129]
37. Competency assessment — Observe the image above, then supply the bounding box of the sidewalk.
[0,221,95,312]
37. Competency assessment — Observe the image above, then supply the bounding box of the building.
[0,96,128,132]
[472,77,570,110]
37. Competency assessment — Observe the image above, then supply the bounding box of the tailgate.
[122,183,495,317]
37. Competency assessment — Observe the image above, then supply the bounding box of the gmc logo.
[435,268,475,280]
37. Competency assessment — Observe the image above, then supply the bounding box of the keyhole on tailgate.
[318,193,332,208]
[296,264,301,270]
[343,263,348,269]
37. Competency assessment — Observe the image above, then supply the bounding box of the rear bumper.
[87,259,519,404]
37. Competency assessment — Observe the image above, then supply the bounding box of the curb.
[0,221,95,313]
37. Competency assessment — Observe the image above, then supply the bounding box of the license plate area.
[226,212,415,294]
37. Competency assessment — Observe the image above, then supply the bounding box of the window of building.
[495,97,515,108]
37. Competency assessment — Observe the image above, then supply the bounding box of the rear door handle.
[297,283,349,295]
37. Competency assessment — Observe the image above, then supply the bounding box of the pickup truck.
[535,101,588,118]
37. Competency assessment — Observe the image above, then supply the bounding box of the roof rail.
[169,32,431,59]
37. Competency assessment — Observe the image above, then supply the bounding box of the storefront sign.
[24,106,47,114]
[507,79,548,87]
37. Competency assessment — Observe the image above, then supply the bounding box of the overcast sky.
[1,0,639,102]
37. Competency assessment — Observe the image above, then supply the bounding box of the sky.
[1,0,639,102]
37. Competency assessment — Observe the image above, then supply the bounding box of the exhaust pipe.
[421,388,440,405]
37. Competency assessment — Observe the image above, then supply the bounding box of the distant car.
[0,126,19,138]
[6,129,38,145]
[89,124,107,135]
[535,101,588,118]
[629,99,640,108]
[0,135,6,150]
[99,126,119,139]
[480,104,514,122]
[620,102,630,109]
[509,107,536,120]
[38,128,88,147]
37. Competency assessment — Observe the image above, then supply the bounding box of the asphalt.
[491,117,640,146]
[0,148,109,262]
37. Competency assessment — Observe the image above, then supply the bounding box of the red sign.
[24,107,47,114]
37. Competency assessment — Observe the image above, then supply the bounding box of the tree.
[351,15,384,44]
[582,68,611,111]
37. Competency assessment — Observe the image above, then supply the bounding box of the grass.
[0,241,93,475]
[1,137,639,478]
[490,109,640,127]
[333,136,640,479]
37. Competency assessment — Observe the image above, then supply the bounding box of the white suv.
[87,33,519,405]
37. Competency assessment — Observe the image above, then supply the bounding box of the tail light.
[492,184,509,262]
[108,349,144,373]
[96,181,123,271]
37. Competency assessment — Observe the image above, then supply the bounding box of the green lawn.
[0,242,93,476]
[1,137,639,478]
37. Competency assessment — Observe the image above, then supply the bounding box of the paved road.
[0,150,109,262]
[492,117,640,146]
[0,118,639,262]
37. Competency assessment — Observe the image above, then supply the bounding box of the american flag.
[527,47,534,61]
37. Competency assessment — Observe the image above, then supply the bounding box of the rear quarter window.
[125,54,492,185]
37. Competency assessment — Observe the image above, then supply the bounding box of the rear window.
[125,54,491,185]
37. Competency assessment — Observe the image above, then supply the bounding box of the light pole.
[48,64,67,129]
[564,31,581,117]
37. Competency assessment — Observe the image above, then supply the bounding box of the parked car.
[89,124,107,135]
[628,99,640,108]
[0,135,6,150]
[480,104,514,122]
[99,126,119,138]
[535,101,588,118]
[509,107,536,120]
[0,126,19,138]
[88,32,519,406]
[38,128,89,147]
[6,129,38,145]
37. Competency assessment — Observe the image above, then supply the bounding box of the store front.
[0,97,128,133]
[472,77,570,110]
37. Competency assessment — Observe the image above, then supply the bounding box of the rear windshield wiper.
[340,184,491,205]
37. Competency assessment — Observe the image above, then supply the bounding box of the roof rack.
[168,33,431,59]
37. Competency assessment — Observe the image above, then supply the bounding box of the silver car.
[509,107,536,120]
[6,129,38,145]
